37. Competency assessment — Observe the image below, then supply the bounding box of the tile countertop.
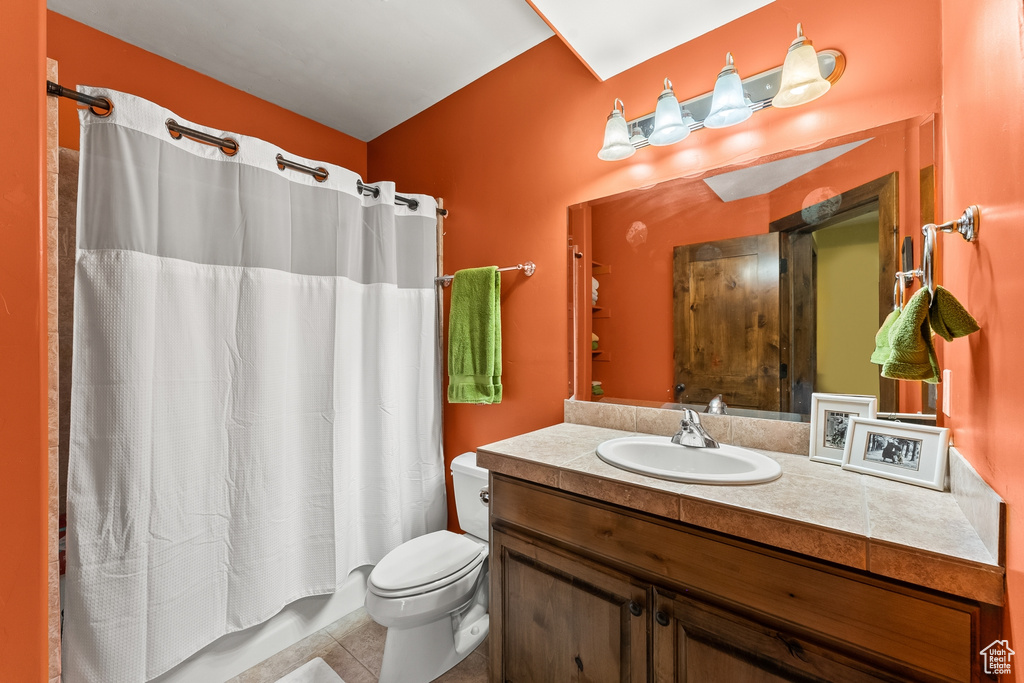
[476,422,1005,606]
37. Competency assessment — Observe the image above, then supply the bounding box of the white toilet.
[365,452,490,683]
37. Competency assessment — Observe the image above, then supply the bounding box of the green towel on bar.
[448,266,502,404]
[870,308,901,365]
[882,288,939,383]
[929,285,980,342]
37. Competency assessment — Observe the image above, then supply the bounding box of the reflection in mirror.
[569,116,937,417]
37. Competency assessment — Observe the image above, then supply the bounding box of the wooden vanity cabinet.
[650,589,905,682]
[493,529,648,683]
[488,474,999,683]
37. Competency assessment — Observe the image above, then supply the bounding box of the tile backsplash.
[949,446,1006,565]
[564,400,811,456]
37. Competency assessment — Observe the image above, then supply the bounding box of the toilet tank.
[450,451,489,541]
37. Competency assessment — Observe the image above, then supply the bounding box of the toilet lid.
[370,530,485,592]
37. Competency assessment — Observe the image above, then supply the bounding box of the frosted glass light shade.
[704,53,752,129]
[773,26,831,108]
[598,101,635,161]
[649,81,690,146]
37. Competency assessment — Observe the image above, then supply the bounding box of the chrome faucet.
[671,409,720,448]
[704,394,728,415]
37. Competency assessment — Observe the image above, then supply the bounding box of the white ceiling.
[48,0,554,141]
[49,0,779,141]
[528,0,774,81]
[702,140,872,202]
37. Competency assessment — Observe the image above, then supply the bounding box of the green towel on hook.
[870,308,902,365]
[929,285,980,342]
[882,288,939,383]
[447,266,502,404]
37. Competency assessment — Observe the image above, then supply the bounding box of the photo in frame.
[841,417,951,490]
[808,393,877,465]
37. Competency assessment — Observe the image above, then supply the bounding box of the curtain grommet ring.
[220,138,239,157]
[166,118,183,140]
[89,97,113,118]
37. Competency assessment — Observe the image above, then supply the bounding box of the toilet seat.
[365,543,488,630]
[368,530,486,598]
[369,549,486,599]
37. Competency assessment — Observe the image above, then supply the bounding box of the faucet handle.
[672,409,720,449]
[680,408,701,427]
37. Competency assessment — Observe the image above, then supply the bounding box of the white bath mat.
[275,657,345,683]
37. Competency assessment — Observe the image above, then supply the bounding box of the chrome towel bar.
[894,205,979,308]
[435,261,536,288]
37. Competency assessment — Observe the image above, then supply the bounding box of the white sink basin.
[596,436,783,485]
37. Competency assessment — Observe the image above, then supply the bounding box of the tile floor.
[228,608,489,683]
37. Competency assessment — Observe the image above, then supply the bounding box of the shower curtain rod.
[45,80,449,218]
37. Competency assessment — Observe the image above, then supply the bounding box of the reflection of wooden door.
[770,172,900,413]
[673,233,781,410]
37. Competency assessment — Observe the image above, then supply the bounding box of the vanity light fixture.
[772,23,831,108]
[597,24,846,160]
[704,53,753,129]
[628,124,647,146]
[648,79,695,146]
[597,98,636,161]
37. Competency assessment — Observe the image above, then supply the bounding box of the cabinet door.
[492,529,647,683]
[652,590,900,683]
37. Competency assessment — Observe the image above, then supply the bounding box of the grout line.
[336,624,383,678]
[861,479,873,570]
[324,608,373,646]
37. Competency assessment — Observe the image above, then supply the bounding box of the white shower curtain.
[62,88,446,683]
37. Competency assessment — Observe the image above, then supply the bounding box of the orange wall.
[47,12,367,177]
[941,0,1024,669]
[369,0,943,528]
[0,0,49,679]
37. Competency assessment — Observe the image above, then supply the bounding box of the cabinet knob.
[655,611,670,627]
[628,601,643,617]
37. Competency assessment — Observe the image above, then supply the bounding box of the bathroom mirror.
[569,115,938,417]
